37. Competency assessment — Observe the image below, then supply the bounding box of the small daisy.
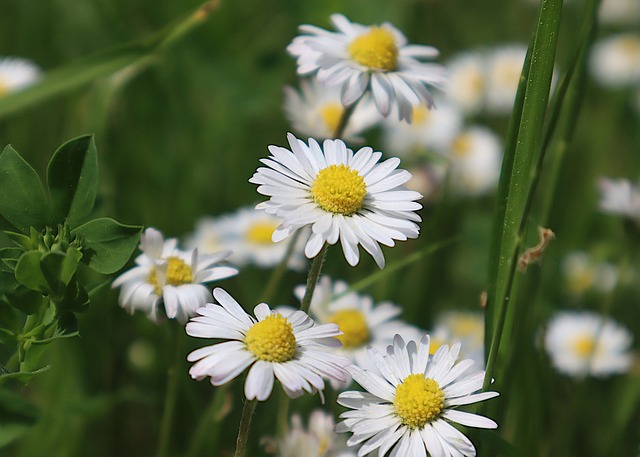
[186,288,350,401]
[287,14,446,122]
[446,126,502,196]
[562,252,618,296]
[590,33,640,89]
[276,410,355,457]
[249,133,422,269]
[186,207,307,270]
[381,95,463,157]
[294,276,422,383]
[485,45,527,115]
[446,51,488,116]
[430,311,485,368]
[544,311,633,378]
[0,57,41,96]
[336,335,499,457]
[599,0,640,26]
[598,177,640,222]
[112,227,238,323]
[284,77,381,142]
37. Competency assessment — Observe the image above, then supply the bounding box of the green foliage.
[0,389,40,449]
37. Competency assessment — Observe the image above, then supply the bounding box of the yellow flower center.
[568,270,594,294]
[311,164,367,215]
[393,374,445,429]
[245,313,297,363]
[328,309,370,349]
[412,105,431,126]
[348,27,398,71]
[319,103,343,134]
[573,335,595,357]
[429,338,444,355]
[0,78,8,97]
[451,133,472,158]
[246,221,278,244]
[147,257,193,295]
[619,36,640,57]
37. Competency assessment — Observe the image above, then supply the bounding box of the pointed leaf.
[3,231,33,250]
[46,135,98,227]
[39,248,82,298]
[72,218,142,274]
[0,146,54,233]
[14,251,48,294]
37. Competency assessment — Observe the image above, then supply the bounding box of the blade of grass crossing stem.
[483,0,564,392]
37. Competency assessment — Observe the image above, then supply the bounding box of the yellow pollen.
[328,309,370,349]
[147,257,193,295]
[319,103,344,134]
[246,221,278,244]
[348,27,398,71]
[311,164,366,215]
[429,338,444,355]
[619,36,640,56]
[568,270,594,294]
[412,105,431,125]
[573,335,595,357]
[245,313,297,363]
[393,374,444,429]
[451,134,472,158]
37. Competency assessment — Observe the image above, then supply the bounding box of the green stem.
[333,98,360,139]
[299,244,329,313]
[261,230,303,304]
[276,390,291,437]
[156,323,183,457]
[233,399,258,457]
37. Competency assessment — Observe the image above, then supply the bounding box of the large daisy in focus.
[0,57,41,96]
[186,288,350,401]
[288,14,446,122]
[249,133,422,268]
[112,227,238,323]
[336,335,499,456]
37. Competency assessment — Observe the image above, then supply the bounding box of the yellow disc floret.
[451,133,472,158]
[393,374,445,429]
[319,103,343,134]
[573,335,595,357]
[348,27,398,71]
[328,309,370,349]
[0,78,8,97]
[148,256,193,295]
[245,313,297,363]
[246,221,278,244]
[312,164,367,215]
[412,105,431,126]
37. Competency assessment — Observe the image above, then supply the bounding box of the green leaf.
[72,218,142,274]
[4,287,45,315]
[0,388,40,448]
[0,366,49,384]
[2,231,32,250]
[56,276,89,313]
[46,135,98,227]
[0,146,54,234]
[39,248,82,298]
[14,251,48,294]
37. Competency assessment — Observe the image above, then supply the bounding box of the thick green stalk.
[233,399,257,457]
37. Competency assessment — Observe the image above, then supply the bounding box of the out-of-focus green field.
[0,0,638,456]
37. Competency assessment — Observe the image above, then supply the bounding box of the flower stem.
[156,323,182,457]
[233,398,258,457]
[299,243,329,313]
[333,96,361,139]
[186,385,229,457]
[261,230,303,304]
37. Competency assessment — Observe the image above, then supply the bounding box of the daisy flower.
[294,276,422,382]
[485,45,527,115]
[186,288,350,401]
[562,252,618,296]
[275,410,355,457]
[284,77,381,142]
[112,227,238,323]
[336,335,499,457]
[249,133,422,269]
[599,0,640,25]
[590,33,640,89]
[186,207,307,270]
[430,311,485,368]
[543,311,634,378]
[287,14,446,122]
[598,177,640,222]
[0,57,41,96]
[446,51,488,116]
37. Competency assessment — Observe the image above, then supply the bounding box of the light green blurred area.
[1,0,639,456]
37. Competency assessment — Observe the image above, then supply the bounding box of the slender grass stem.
[233,399,258,457]
[299,244,329,313]
[156,323,182,457]
[261,230,303,304]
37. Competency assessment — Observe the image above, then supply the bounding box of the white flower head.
[336,335,499,457]
[544,311,634,378]
[562,252,619,296]
[0,57,41,96]
[186,207,307,270]
[382,95,463,157]
[277,410,355,457]
[249,133,423,269]
[446,51,488,116]
[295,277,423,386]
[599,0,640,26]
[430,311,485,368]
[446,126,503,196]
[287,14,446,122]
[590,33,640,89]
[485,44,527,115]
[598,177,640,222]
[186,288,350,401]
[112,227,238,323]
[284,77,382,142]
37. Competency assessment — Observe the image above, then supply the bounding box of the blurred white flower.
[284,77,381,142]
[544,311,634,378]
[186,207,307,270]
[562,252,618,296]
[112,227,238,323]
[0,57,41,96]
[598,177,640,222]
[599,0,640,26]
[430,311,485,368]
[446,126,503,196]
[288,14,446,122]
[277,410,355,457]
[446,51,488,116]
[486,45,527,115]
[590,33,640,88]
[186,288,349,401]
